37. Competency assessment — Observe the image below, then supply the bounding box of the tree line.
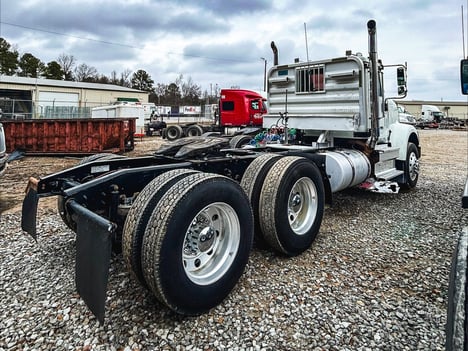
[0,37,217,106]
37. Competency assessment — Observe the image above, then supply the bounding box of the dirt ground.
[0,130,467,215]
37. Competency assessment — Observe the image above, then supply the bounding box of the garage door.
[38,92,79,107]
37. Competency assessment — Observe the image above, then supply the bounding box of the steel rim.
[182,202,240,285]
[408,151,419,181]
[287,177,318,235]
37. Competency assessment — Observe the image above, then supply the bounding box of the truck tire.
[401,142,419,189]
[57,153,126,231]
[240,153,282,246]
[122,168,198,287]
[258,156,325,256]
[141,173,254,315]
[446,228,468,351]
[186,125,204,137]
[166,125,184,141]
[229,135,252,148]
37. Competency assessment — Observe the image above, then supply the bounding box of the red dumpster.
[2,118,136,155]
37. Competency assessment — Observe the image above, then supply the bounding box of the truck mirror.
[460,59,468,94]
[397,67,406,96]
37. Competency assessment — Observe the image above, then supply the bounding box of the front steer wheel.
[141,173,254,315]
[400,142,419,189]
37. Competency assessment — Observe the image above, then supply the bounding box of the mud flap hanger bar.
[22,192,114,323]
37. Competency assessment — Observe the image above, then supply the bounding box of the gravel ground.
[0,130,467,351]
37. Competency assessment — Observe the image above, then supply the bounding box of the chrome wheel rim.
[182,202,240,285]
[287,177,318,235]
[408,151,419,181]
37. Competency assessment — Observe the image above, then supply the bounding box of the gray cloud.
[0,0,465,100]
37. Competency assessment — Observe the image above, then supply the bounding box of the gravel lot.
[0,129,467,351]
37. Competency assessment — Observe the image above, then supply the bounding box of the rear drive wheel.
[142,173,254,315]
[186,125,204,137]
[122,168,198,287]
[240,153,282,246]
[166,125,184,141]
[259,156,325,256]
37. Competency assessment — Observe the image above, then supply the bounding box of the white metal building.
[0,75,148,119]
[399,100,468,120]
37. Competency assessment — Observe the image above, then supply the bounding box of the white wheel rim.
[287,177,318,235]
[182,202,240,285]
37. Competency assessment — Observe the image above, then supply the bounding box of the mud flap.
[68,200,115,324]
[21,186,39,239]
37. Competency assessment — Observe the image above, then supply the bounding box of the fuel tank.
[320,149,371,192]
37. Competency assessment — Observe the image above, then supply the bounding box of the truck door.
[248,99,264,126]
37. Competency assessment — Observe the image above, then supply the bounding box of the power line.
[0,21,254,63]
[1,21,138,48]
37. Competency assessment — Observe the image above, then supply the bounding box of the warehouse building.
[399,100,468,121]
[0,75,148,119]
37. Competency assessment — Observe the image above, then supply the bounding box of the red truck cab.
[219,89,266,127]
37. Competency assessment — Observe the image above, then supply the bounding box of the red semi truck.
[161,89,266,143]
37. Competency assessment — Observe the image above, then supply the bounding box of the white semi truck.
[21,20,420,323]
[416,104,444,128]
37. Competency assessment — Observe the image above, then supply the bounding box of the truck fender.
[388,123,420,161]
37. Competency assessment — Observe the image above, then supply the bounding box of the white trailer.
[91,104,147,135]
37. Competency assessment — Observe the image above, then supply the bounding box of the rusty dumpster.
[1,118,136,155]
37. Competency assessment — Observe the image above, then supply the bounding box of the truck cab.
[421,104,443,123]
[264,53,418,152]
[219,89,266,127]
[264,20,420,190]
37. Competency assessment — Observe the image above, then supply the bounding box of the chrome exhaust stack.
[367,19,379,149]
[271,41,278,66]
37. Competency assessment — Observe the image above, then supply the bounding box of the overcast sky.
[0,0,467,102]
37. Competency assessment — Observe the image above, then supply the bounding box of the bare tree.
[109,70,119,85]
[74,63,98,82]
[181,76,202,104]
[57,54,76,80]
[154,83,167,104]
[119,69,132,87]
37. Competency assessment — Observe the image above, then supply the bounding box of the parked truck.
[21,20,420,323]
[416,104,443,129]
[160,89,266,142]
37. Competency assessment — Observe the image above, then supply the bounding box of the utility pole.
[260,57,267,92]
